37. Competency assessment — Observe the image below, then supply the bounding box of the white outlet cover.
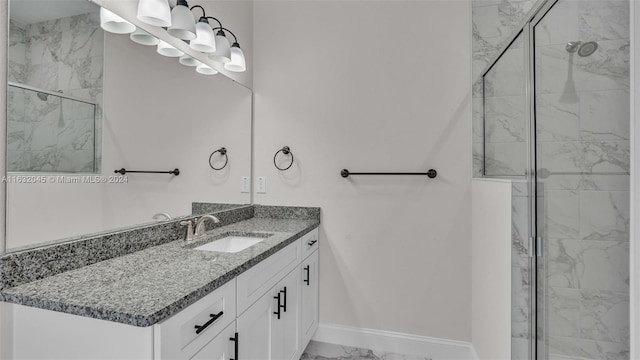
[257,176,266,193]
[241,176,250,193]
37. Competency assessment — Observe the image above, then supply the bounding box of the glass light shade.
[137,0,171,27]
[190,21,216,53]
[209,32,231,63]
[167,5,196,40]
[179,54,198,66]
[224,44,246,72]
[100,8,135,34]
[157,40,184,57]
[196,62,218,75]
[129,27,159,46]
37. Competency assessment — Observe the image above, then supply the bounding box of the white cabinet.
[237,254,301,360]
[271,268,300,360]
[300,249,319,347]
[190,322,237,360]
[12,228,319,360]
[155,280,236,359]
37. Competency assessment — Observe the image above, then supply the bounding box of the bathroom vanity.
[0,205,320,359]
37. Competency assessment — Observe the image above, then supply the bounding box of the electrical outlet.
[257,176,266,193]
[240,176,250,193]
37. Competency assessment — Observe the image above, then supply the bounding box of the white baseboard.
[312,323,477,360]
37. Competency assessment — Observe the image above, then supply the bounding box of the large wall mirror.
[4,0,253,251]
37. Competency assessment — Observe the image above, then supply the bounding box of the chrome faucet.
[194,215,220,237]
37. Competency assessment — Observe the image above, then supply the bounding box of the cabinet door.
[237,286,273,360]
[190,321,237,360]
[271,268,300,360]
[300,250,319,348]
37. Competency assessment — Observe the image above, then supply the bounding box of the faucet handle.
[180,220,194,241]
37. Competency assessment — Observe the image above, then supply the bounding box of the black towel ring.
[273,146,294,171]
[209,147,228,170]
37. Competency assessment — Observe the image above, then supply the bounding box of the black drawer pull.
[307,239,317,246]
[230,332,239,360]
[273,292,282,319]
[194,311,223,334]
[281,287,287,312]
[304,265,310,285]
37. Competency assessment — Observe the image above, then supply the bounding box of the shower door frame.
[479,0,559,359]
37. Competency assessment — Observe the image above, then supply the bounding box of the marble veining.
[0,205,320,327]
[8,11,103,173]
[302,341,432,360]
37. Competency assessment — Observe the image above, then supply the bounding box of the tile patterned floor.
[301,340,433,360]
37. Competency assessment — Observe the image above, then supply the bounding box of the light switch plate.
[241,176,250,193]
[257,176,266,193]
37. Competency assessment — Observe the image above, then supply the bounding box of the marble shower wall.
[535,1,630,359]
[7,11,103,173]
[472,0,538,177]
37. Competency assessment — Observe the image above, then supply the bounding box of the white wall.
[5,30,252,249]
[471,179,512,360]
[253,1,472,342]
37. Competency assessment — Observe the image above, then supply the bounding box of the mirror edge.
[1,0,8,256]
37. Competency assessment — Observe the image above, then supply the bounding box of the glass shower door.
[533,0,630,358]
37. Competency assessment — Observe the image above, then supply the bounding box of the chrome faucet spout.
[194,215,220,237]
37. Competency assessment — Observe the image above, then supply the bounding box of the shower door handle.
[536,237,543,257]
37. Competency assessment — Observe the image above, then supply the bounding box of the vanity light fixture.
[167,0,196,40]
[196,62,218,75]
[209,27,231,64]
[179,54,199,66]
[157,40,184,57]
[100,8,135,34]
[188,7,220,54]
[221,29,246,72]
[137,0,172,27]
[130,27,159,46]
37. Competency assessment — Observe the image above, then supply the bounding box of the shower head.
[577,41,598,57]
[36,92,48,101]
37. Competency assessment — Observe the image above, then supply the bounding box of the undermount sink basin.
[195,235,267,253]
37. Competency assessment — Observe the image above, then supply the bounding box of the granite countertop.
[0,217,319,327]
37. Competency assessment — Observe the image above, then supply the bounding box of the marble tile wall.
[7,11,103,173]
[472,0,537,177]
[474,1,630,359]
[535,1,630,359]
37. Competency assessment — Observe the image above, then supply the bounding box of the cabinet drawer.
[154,280,236,359]
[237,239,301,314]
[301,228,319,260]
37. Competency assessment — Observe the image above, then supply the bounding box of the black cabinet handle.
[281,287,287,312]
[304,265,310,285]
[273,292,281,319]
[230,332,239,360]
[307,239,317,246]
[194,311,223,334]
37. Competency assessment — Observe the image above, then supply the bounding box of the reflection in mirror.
[5,0,252,251]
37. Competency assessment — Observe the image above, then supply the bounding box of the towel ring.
[273,146,294,171]
[209,147,228,170]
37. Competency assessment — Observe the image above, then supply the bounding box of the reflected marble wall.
[8,11,102,173]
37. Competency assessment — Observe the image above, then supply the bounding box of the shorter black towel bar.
[341,169,437,179]
[114,168,180,176]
